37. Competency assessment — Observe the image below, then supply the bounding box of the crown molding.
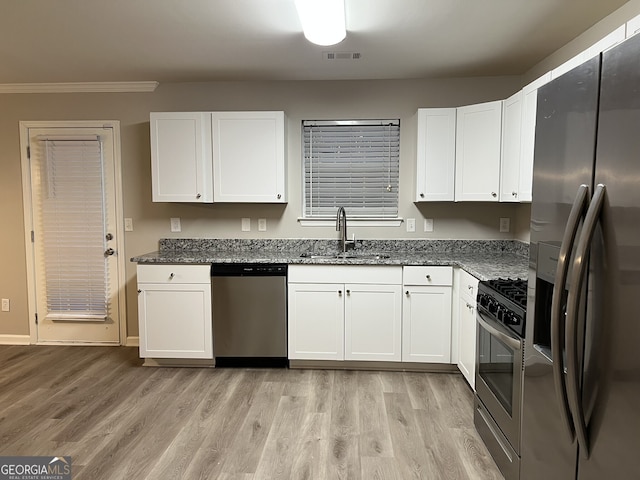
[0,81,159,93]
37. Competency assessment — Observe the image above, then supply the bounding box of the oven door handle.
[566,183,605,459]
[477,312,521,351]
[552,183,589,442]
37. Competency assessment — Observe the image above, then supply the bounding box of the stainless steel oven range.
[474,278,527,480]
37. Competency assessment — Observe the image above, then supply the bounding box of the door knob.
[105,233,113,241]
[104,248,115,256]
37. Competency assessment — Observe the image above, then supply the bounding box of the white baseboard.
[125,336,139,347]
[0,334,31,345]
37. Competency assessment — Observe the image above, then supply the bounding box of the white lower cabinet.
[287,265,402,361]
[456,268,479,389]
[287,282,344,360]
[402,266,453,363]
[345,283,402,361]
[137,264,213,359]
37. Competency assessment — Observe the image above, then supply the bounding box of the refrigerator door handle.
[551,183,589,442]
[566,183,606,459]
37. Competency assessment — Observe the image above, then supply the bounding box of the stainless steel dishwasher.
[211,263,287,367]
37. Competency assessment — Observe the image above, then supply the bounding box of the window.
[302,120,400,220]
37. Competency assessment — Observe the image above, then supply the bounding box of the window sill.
[298,217,404,227]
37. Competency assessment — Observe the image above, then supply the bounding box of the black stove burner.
[486,278,528,309]
[477,278,528,338]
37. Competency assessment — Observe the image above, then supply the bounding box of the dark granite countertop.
[131,239,529,281]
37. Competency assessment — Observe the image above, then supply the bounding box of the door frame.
[19,120,127,345]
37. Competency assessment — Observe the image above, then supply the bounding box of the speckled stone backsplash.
[159,238,529,257]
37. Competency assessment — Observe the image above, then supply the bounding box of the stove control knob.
[488,301,499,314]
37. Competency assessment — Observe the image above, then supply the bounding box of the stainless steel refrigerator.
[521,33,640,479]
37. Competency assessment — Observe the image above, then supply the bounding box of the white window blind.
[37,137,109,321]
[302,120,400,218]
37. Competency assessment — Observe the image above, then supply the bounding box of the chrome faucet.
[336,206,355,253]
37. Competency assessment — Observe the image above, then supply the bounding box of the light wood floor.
[0,346,503,480]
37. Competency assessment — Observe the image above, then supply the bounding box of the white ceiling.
[0,0,629,84]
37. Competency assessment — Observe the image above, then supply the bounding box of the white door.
[22,124,124,344]
[402,286,453,363]
[287,283,344,360]
[344,283,402,361]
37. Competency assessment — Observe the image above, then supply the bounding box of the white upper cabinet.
[150,112,213,203]
[552,26,625,79]
[519,72,551,202]
[212,111,287,203]
[627,13,640,38]
[455,101,502,202]
[584,25,625,59]
[415,108,456,202]
[500,91,523,202]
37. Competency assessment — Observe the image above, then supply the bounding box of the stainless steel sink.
[300,253,390,260]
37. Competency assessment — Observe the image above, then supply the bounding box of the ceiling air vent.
[323,52,362,61]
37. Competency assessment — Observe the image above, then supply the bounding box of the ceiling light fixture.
[294,0,346,46]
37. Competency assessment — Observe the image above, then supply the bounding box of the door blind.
[37,138,109,321]
[302,120,400,218]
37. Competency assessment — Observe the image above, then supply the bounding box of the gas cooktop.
[477,278,528,338]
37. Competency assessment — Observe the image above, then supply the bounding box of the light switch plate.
[241,218,251,232]
[406,218,416,232]
[170,217,181,232]
[424,218,434,232]
[258,218,267,232]
[124,218,134,232]
[1,299,9,312]
[500,217,511,233]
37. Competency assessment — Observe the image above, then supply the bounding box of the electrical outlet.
[258,218,267,232]
[406,218,416,232]
[124,218,134,232]
[1,299,9,312]
[424,218,434,232]
[241,218,251,232]
[500,217,511,233]
[170,217,181,232]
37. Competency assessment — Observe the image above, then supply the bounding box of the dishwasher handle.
[210,263,288,276]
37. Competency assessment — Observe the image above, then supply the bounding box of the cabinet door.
[627,13,640,38]
[458,296,477,390]
[138,283,213,359]
[455,101,502,201]
[344,284,402,361]
[402,286,453,363]
[212,111,286,203]
[150,112,213,203]
[500,92,523,202]
[415,108,456,201]
[288,283,344,360]
[519,73,551,202]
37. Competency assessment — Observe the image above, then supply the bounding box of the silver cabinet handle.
[105,233,113,241]
[137,289,141,294]
[277,193,282,199]
[169,273,175,280]
[105,248,115,256]
[405,290,410,296]
[426,275,431,280]
[491,192,497,198]
[468,285,473,290]
[338,290,342,296]
[566,184,605,459]
[512,191,518,197]
[346,289,350,295]
[551,184,589,443]
[196,193,201,199]
[419,193,425,198]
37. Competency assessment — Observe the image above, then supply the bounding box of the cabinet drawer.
[137,264,211,284]
[459,268,479,302]
[403,266,452,286]
[288,265,402,285]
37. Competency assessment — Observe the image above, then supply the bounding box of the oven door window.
[478,323,515,415]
